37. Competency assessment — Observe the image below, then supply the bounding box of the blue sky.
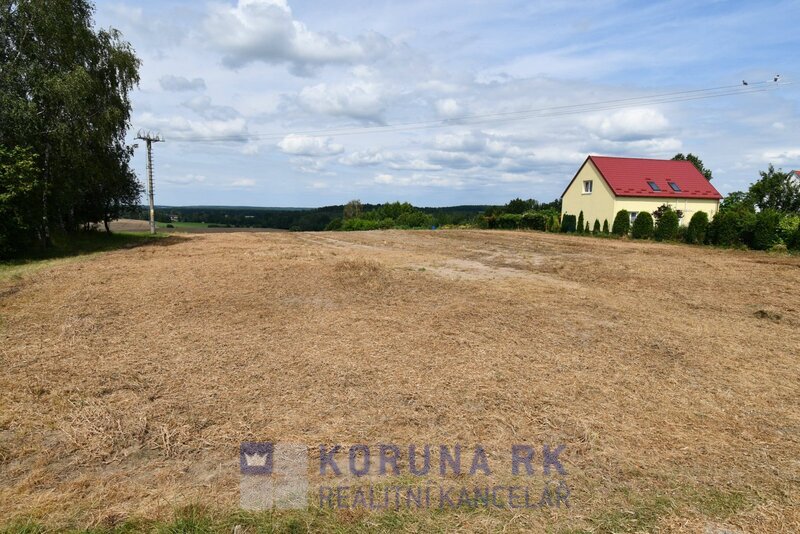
[94,0,800,207]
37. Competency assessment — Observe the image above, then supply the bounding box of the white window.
[583,180,593,194]
[629,211,638,223]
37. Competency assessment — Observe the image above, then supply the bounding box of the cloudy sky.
[94,0,800,207]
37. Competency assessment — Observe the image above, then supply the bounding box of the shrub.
[520,211,548,231]
[788,224,800,250]
[684,211,709,244]
[708,209,755,247]
[653,204,683,223]
[561,214,577,233]
[631,211,654,239]
[325,218,343,231]
[778,214,800,243]
[593,219,600,234]
[602,219,609,234]
[577,211,584,234]
[341,218,382,231]
[654,209,679,241]
[611,210,630,236]
[396,211,434,228]
[549,214,561,233]
[495,213,522,229]
[751,209,782,250]
[584,222,590,233]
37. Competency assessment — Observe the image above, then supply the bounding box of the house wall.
[614,197,720,226]
[561,160,617,228]
[562,159,720,227]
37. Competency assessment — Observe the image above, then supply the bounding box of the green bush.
[520,211,548,231]
[561,214,577,233]
[778,214,800,243]
[577,211,584,234]
[593,219,601,234]
[396,211,434,228]
[602,219,609,234]
[584,222,590,233]
[611,210,630,236]
[788,224,800,250]
[708,209,755,247]
[631,211,654,239]
[684,211,709,244]
[549,214,561,232]
[751,209,782,250]
[654,209,679,241]
[496,213,521,229]
[325,218,343,231]
[341,218,383,231]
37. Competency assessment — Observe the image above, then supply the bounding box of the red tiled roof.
[562,155,723,200]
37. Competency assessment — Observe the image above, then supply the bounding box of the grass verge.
[0,231,169,282]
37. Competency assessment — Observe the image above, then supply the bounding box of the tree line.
[0,0,141,258]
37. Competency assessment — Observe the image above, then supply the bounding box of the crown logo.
[245,452,268,467]
[240,442,274,475]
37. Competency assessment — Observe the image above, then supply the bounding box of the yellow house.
[561,155,722,228]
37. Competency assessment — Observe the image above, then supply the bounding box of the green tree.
[708,210,755,247]
[751,209,782,250]
[593,219,600,234]
[685,211,709,244]
[0,0,141,246]
[631,211,654,239]
[505,198,534,214]
[611,210,630,236]
[652,204,683,222]
[602,219,609,234]
[550,214,560,232]
[343,199,363,219]
[747,165,800,213]
[720,191,753,212]
[672,153,713,180]
[576,211,584,234]
[654,209,679,241]
[560,214,577,233]
[0,145,41,257]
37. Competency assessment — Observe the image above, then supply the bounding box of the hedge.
[561,214,577,233]
[631,211,654,239]
[611,210,630,236]
[684,211,709,244]
[655,209,679,241]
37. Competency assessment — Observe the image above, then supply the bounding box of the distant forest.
[122,204,492,231]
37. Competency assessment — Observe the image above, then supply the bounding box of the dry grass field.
[1,230,799,533]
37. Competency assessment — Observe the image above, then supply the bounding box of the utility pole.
[135,130,164,235]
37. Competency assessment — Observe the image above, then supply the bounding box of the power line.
[159,79,788,143]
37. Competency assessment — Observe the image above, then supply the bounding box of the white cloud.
[583,108,670,142]
[159,75,206,91]
[164,174,207,185]
[203,0,392,74]
[229,178,257,188]
[277,134,344,156]
[433,131,486,152]
[387,159,443,171]
[182,96,240,121]
[435,98,462,118]
[374,173,394,184]
[339,149,386,166]
[135,111,248,141]
[297,80,387,122]
[762,148,800,164]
